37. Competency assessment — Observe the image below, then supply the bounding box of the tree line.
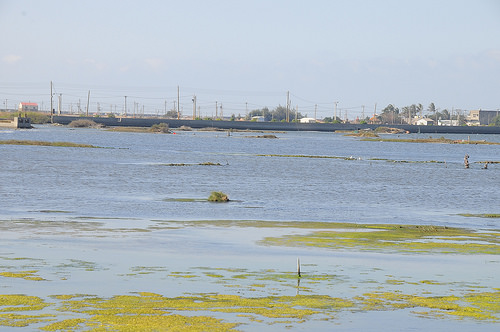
[162,102,486,125]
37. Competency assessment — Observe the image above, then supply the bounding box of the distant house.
[466,110,480,126]
[414,118,434,126]
[438,119,460,126]
[18,102,38,112]
[251,116,265,122]
[299,117,316,123]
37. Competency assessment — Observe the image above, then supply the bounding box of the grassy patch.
[0,139,101,148]
[361,137,500,145]
[368,158,445,164]
[160,162,223,167]
[257,154,357,160]
[68,119,100,128]
[459,214,500,218]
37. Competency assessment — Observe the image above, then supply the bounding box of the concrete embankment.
[52,116,500,135]
[0,117,32,129]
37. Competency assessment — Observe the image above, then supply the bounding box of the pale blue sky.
[1,0,499,118]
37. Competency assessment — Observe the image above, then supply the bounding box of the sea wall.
[51,116,500,134]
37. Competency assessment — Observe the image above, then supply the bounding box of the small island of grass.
[0,139,101,148]
[208,191,229,202]
[360,136,500,145]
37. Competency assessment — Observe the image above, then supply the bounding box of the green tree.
[492,114,500,126]
[380,104,399,124]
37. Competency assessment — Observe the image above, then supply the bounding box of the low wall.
[52,116,500,135]
[0,117,32,129]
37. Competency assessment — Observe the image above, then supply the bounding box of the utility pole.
[124,96,127,117]
[245,102,248,118]
[220,103,223,120]
[177,86,180,119]
[86,90,90,117]
[164,100,167,116]
[192,95,197,120]
[286,91,290,122]
[215,101,218,119]
[58,94,62,115]
[334,101,338,122]
[50,81,53,123]
[362,105,365,120]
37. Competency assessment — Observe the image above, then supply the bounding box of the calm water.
[1,126,499,228]
[0,125,499,331]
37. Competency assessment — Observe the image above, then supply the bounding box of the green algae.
[357,290,500,321]
[0,294,51,312]
[0,270,45,281]
[260,224,500,255]
[0,290,498,330]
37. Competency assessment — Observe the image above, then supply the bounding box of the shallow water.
[0,126,499,331]
[1,126,499,227]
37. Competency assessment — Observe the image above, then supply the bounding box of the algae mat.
[1,290,499,331]
[1,219,499,331]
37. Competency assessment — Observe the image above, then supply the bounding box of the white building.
[251,116,265,122]
[299,117,316,123]
[414,118,434,125]
[438,119,460,126]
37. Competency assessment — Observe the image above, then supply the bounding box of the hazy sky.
[1,0,499,119]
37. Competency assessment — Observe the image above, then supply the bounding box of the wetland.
[0,125,499,331]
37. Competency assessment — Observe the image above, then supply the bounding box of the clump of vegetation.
[208,191,229,202]
[68,119,100,128]
[150,123,170,133]
[161,162,223,167]
[344,131,379,137]
[374,127,406,134]
[255,134,278,139]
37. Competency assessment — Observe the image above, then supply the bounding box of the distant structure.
[0,116,32,129]
[413,118,434,126]
[18,102,38,112]
[466,109,500,126]
[251,116,265,122]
